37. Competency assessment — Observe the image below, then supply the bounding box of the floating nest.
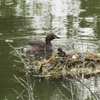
[24,50,100,79]
[9,44,100,79]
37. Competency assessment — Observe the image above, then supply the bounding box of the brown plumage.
[25,33,60,55]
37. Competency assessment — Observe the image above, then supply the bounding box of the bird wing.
[28,40,45,46]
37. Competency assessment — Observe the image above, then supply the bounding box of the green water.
[0,0,100,100]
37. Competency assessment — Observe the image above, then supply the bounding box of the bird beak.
[55,35,60,39]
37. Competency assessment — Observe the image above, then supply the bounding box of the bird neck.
[45,38,52,46]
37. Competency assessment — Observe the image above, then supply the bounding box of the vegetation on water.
[9,43,100,80]
[8,43,99,100]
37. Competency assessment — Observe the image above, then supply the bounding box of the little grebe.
[25,33,60,55]
[57,48,66,57]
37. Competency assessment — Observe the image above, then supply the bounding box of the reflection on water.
[0,0,100,100]
[76,76,100,100]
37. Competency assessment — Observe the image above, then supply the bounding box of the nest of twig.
[25,51,100,79]
[9,44,100,79]
[35,52,100,78]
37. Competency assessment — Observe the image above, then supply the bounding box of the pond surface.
[0,0,100,100]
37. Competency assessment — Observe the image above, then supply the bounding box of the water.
[0,0,100,100]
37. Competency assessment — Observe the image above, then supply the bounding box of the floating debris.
[5,39,14,43]
[25,51,100,79]
[10,44,100,79]
[0,33,3,35]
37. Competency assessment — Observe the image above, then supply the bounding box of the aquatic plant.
[9,43,100,79]
[8,43,100,100]
[13,75,35,100]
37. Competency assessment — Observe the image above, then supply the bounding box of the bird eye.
[53,36,56,38]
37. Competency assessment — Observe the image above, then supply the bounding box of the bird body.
[25,33,60,56]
